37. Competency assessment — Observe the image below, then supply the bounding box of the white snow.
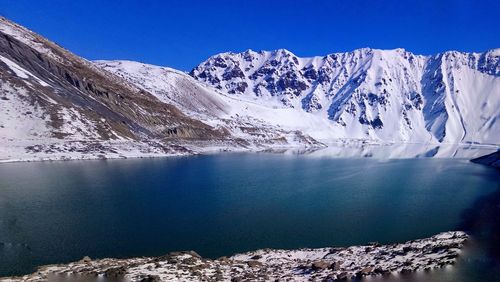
[97,48,499,149]
[1,12,498,163]
[95,60,328,148]
[191,48,500,145]
[0,17,60,62]
[0,55,50,86]
[6,231,468,282]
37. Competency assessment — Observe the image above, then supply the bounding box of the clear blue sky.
[1,0,499,71]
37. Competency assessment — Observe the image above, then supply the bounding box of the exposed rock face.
[191,48,500,144]
[0,17,225,138]
[0,17,323,162]
[0,16,231,161]
[1,15,498,161]
[4,232,467,281]
[470,150,500,168]
[95,60,326,152]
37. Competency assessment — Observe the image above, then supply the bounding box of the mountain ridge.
[190,47,499,144]
[0,16,498,162]
[0,16,234,162]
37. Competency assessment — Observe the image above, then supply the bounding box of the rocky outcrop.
[1,15,497,161]
[470,150,500,168]
[94,60,326,153]
[3,231,467,281]
[191,48,500,144]
[0,16,234,162]
[0,17,323,162]
[0,17,224,141]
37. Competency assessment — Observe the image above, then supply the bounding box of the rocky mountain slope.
[94,60,323,150]
[0,17,320,162]
[0,16,229,161]
[0,15,498,162]
[191,48,500,144]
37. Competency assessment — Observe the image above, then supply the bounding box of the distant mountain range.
[0,16,498,161]
[190,48,499,144]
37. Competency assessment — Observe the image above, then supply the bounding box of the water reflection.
[460,182,500,258]
[366,164,500,282]
[0,151,499,281]
[262,143,498,159]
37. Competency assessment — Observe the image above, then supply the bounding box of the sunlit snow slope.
[95,60,323,148]
[0,16,231,161]
[191,48,500,144]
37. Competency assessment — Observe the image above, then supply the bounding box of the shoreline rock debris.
[3,231,467,281]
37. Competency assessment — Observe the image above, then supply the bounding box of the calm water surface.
[0,152,498,281]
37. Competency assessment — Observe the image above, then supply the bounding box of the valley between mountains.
[0,16,498,162]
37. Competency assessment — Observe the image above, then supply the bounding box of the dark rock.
[311,260,330,270]
[403,246,413,253]
[371,116,384,129]
[374,267,390,275]
[247,260,263,268]
[336,272,349,280]
[223,67,245,80]
[182,257,198,265]
[213,57,228,68]
[470,150,500,168]
[104,266,126,278]
[218,256,231,264]
[401,268,413,274]
[297,264,309,270]
[431,246,447,253]
[357,266,374,276]
[250,254,262,260]
[140,275,161,282]
[323,273,336,281]
[80,256,91,263]
[329,261,341,271]
[303,67,318,80]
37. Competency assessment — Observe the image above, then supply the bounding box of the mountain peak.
[190,47,499,144]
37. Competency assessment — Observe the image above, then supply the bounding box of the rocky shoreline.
[3,231,467,282]
[470,150,500,168]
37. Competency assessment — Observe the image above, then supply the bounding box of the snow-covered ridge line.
[94,60,327,149]
[2,15,293,163]
[0,16,154,96]
[3,231,467,281]
[210,47,500,61]
[190,47,499,145]
[1,13,498,162]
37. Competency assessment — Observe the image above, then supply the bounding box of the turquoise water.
[0,152,498,280]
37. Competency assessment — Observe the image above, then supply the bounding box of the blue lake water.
[0,151,499,280]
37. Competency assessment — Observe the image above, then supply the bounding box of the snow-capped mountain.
[0,15,320,162]
[191,48,500,144]
[0,15,498,162]
[0,16,233,161]
[95,60,323,149]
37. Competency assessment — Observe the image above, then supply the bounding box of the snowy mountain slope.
[0,15,497,162]
[0,16,233,162]
[0,15,322,162]
[95,60,324,149]
[94,61,230,121]
[191,48,500,144]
